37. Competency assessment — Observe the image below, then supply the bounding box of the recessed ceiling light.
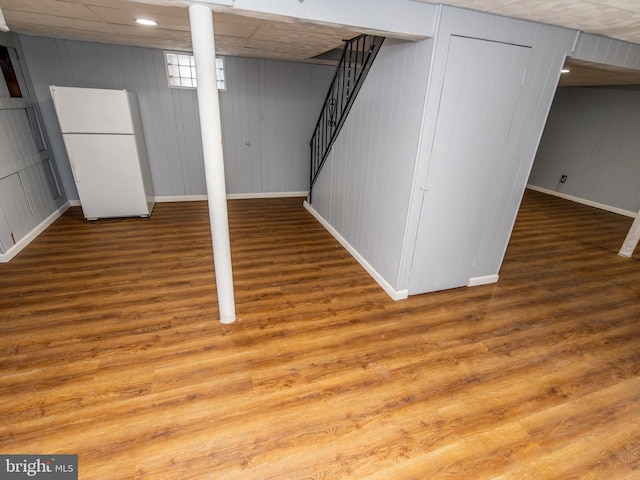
[561,68,571,74]
[135,18,157,26]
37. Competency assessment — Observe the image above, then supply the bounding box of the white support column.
[618,209,640,258]
[189,4,236,323]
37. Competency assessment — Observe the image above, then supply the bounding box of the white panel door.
[64,134,149,219]
[409,35,530,294]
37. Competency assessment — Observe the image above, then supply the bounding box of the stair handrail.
[309,34,385,198]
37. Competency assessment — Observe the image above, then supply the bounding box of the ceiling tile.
[585,0,640,14]
[80,0,189,20]
[438,0,522,12]
[0,0,98,21]
[3,9,116,33]
[213,35,247,56]
[212,20,260,38]
[250,20,358,57]
[4,0,640,76]
[86,4,190,30]
[110,23,191,40]
[213,11,262,27]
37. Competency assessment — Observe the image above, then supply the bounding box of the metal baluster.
[309,35,385,191]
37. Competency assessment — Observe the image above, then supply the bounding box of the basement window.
[164,52,226,91]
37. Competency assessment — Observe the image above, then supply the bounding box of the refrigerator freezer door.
[50,86,134,134]
[63,133,151,219]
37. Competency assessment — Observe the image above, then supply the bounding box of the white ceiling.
[437,0,640,87]
[437,0,640,45]
[2,0,640,85]
[0,0,363,65]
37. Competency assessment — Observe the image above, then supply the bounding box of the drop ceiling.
[2,0,640,86]
[0,0,363,65]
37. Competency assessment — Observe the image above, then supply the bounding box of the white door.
[409,35,530,294]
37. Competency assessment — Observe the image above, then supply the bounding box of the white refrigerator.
[50,86,155,220]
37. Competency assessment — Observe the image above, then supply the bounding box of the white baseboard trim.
[526,185,637,218]
[0,202,71,263]
[155,195,207,203]
[71,192,311,206]
[154,192,309,203]
[3,192,310,261]
[303,201,408,301]
[467,274,499,287]
[226,191,309,200]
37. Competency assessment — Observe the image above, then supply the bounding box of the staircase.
[309,34,384,200]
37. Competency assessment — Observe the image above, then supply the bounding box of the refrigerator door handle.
[65,139,80,183]
[69,155,78,182]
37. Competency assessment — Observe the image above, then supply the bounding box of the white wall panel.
[408,36,531,294]
[262,60,333,192]
[20,159,61,217]
[0,32,65,254]
[220,57,262,193]
[529,86,640,213]
[403,8,578,291]
[398,7,577,293]
[573,33,640,70]
[310,6,577,296]
[309,37,434,287]
[0,173,32,233]
[466,19,579,282]
[19,35,334,200]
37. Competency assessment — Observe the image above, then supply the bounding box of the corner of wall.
[303,201,408,301]
[0,202,70,263]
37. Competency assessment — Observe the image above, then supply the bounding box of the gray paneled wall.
[18,35,334,200]
[573,32,640,70]
[411,7,577,290]
[310,37,434,289]
[529,86,640,213]
[407,8,576,292]
[0,31,65,256]
[408,36,532,294]
[220,57,332,194]
[310,5,577,298]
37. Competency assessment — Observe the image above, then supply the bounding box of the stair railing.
[309,34,384,200]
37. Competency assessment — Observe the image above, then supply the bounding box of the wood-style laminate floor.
[1,190,639,479]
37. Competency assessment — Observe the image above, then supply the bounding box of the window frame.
[164,51,226,92]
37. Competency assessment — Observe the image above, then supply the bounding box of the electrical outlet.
[560,174,568,184]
